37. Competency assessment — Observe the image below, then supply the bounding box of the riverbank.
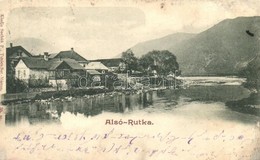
[1,76,249,105]
[1,86,169,105]
[1,88,111,105]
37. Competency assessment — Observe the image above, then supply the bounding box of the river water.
[3,76,260,125]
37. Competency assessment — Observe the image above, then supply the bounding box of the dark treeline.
[119,49,180,76]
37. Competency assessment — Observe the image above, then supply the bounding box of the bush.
[29,78,51,88]
[7,78,28,93]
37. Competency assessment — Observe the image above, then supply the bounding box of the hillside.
[7,37,58,55]
[131,33,195,57]
[131,16,260,75]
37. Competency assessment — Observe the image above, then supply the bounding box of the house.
[6,43,32,60]
[15,53,86,89]
[86,70,102,87]
[48,58,86,89]
[84,62,107,87]
[15,57,49,81]
[85,62,109,73]
[49,48,88,67]
[6,43,33,93]
[89,58,123,72]
[6,43,33,76]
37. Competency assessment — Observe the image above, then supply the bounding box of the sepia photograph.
[0,0,260,159]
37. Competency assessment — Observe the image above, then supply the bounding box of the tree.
[139,50,179,76]
[240,56,260,91]
[120,49,140,73]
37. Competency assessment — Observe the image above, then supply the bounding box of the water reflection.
[5,91,155,125]
[4,84,260,126]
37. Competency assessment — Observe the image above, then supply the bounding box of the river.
[3,76,260,125]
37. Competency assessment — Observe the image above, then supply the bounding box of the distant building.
[89,58,123,72]
[85,62,109,73]
[49,48,88,67]
[86,70,102,87]
[84,62,110,87]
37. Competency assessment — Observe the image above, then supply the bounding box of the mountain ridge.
[131,32,196,58]
[130,16,260,75]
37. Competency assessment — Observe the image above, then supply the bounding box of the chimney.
[10,43,13,48]
[71,48,74,52]
[44,52,49,61]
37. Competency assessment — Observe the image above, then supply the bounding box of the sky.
[6,0,260,59]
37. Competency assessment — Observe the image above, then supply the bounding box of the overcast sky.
[6,0,260,59]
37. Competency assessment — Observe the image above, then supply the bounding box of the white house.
[15,57,49,82]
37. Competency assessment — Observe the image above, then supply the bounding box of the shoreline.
[1,87,169,105]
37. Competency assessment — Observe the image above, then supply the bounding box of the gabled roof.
[19,57,85,70]
[48,60,64,70]
[85,62,109,70]
[6,46,32,58]
[62,59,85,70]
[51,49,88,62]
[90,58,122,67]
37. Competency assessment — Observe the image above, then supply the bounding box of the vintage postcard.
[0,0,260,159]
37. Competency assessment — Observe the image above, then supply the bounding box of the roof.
[63,59,85,70]
[48,53,59,59]
[19,57,85,70]
[21,57,50,69]
[86,70,101,75]
[48,60,64,70]
[6,46,32,58]
[85,62,109,70]
[89,58,122,67]
[51,49,88,62]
